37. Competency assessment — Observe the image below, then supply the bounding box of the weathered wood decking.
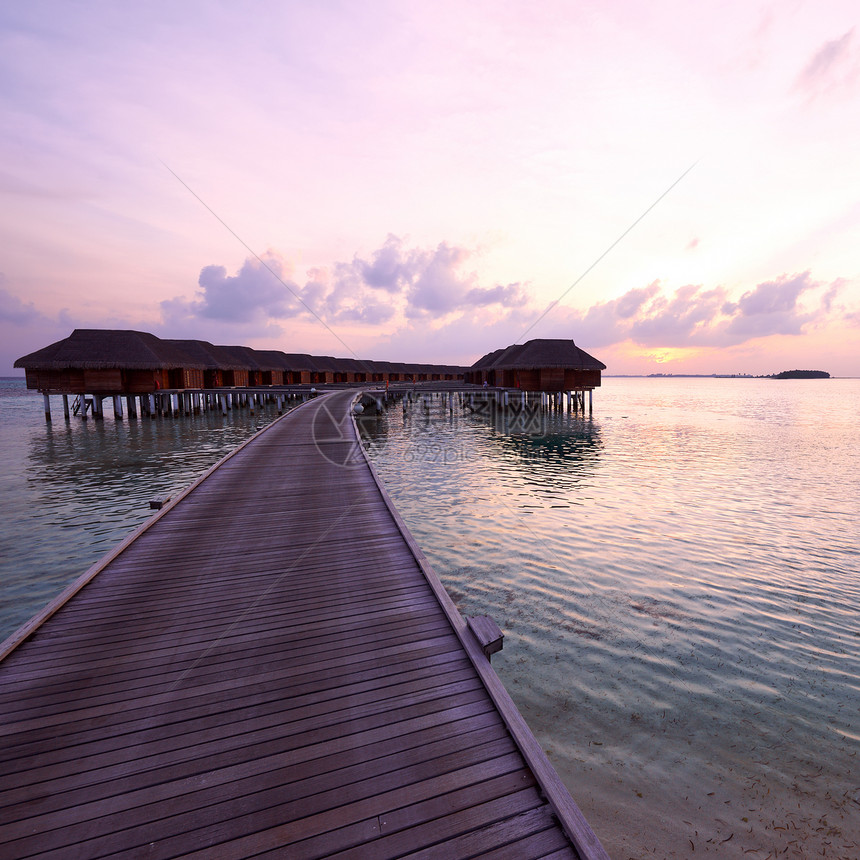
[0,391,607,859]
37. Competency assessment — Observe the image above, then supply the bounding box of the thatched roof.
[163,339,246,371]
[216,345,263,371]
[243,349,291,372]
[278,353,317,371]
[252,350,293,371]
[471,339,605,371]
[470,348,507,371]
[14,329,205,370]
[15,328,471,379]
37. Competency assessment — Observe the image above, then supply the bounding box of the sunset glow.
[1,1,858,376]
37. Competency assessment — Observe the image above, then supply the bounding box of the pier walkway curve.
[0,390,608,859]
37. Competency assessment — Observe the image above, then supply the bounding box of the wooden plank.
[2,716,509,831]
[1,732,520,855]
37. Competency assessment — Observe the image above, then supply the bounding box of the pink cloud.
[795,29,859,99]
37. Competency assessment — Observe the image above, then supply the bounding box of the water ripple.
[362,379,860,858]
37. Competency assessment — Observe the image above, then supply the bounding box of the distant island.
[769,370,830,379]
[604,370,834,379]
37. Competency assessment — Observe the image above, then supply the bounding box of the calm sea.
[359,378,859,859]
[2,376,858,858]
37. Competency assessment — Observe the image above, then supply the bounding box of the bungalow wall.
[538,368,566,391]
[167,368,204,389]
[123,369,162,393]
[73,369,123,392]
[510,369,540,390]
[204,369,223,388]
[25,368,85,393]
[222,369,250,386]
[564,368,602,389]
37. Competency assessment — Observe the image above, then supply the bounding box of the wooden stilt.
[62,394,70,421]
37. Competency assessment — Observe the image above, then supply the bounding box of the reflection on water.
[363,380,860,859]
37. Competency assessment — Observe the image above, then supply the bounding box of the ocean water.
[358,379,860,859]
[1,376,858,858]
[0,378,287,638]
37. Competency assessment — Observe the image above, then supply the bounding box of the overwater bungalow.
[15,329,206,394]
[163,339,239,389]
[245,349,288,386]
[466,338,606,391]
[15,329,473,410]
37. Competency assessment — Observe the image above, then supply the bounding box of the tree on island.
[769,370,830,379]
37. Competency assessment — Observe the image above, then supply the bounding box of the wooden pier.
[0,390,607,859]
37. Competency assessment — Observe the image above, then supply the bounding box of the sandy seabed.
[562,760,860,859]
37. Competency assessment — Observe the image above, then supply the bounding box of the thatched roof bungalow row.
[465,339,606,392]
[15,329,468,395]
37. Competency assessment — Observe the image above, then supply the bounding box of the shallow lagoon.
[361,378,860,859]
[2,376,858,858]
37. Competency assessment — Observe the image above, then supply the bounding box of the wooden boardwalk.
[0,391,607,859]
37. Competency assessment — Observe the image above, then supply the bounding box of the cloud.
[464,283,529,308]
[795,29,859,100]
[630,284,729,345]
[0,279,42,324]
[351,233,416,293]
[543,271,838,350]
[195,254,302,322]
[160,251,315,331]
[722,271,815,339]
[821,279,843,313]
[332,236,529,318]
[162,237,531,333]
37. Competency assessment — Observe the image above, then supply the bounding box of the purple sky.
[2,1,858,375]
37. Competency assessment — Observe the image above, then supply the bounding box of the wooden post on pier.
[113,395,123,420]
[42,394,51,423]
[62,394,70,421]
